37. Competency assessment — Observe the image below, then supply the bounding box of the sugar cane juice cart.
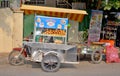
[8,5,87,72]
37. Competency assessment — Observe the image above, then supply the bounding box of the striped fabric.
[21,5,87,22]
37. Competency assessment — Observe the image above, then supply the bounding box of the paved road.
[0,58,120,76]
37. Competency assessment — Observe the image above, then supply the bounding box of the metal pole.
[33,13,36,42]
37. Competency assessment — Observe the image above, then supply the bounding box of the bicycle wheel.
[41,53,60,72]
[8,50,25,66]
[91,49,103,64]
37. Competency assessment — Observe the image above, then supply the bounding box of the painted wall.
[13,11,23,48]
[0,8,23,53]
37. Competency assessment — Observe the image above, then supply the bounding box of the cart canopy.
[20,4,87,22]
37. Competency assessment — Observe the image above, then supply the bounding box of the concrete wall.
[39,0,56,7]
[0,8,14,53]
[45,0,56,7]
[67,3,86,43]
[68,20,79,43]
[13,11,23,48]
[0,8,23,53]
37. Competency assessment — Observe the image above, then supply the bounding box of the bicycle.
[8,43,31,66]
[79,41,105,64]
[8,42,63,72]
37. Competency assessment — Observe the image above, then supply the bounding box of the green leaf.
[102,0,120,10]
[68,24,71,28]
[104,5,112,10]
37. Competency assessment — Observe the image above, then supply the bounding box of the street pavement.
[0,53,120,76]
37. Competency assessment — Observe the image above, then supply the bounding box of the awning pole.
[33,13,36,42]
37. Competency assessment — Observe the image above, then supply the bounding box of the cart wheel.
[41,53,60,72]
[8,50,25,66]
[91,49,103,64]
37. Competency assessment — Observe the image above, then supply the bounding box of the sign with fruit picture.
[34,16,68,43]
[35,16,68,30]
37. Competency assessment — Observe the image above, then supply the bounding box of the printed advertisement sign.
[88,10,103,42]
[35,16,68,30]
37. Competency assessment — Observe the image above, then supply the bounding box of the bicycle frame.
[13,47,27,57]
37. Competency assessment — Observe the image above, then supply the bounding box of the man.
[24,32,33,42]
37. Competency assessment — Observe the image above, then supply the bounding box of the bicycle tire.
[91,49,103,64]
[8,50,25,66]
